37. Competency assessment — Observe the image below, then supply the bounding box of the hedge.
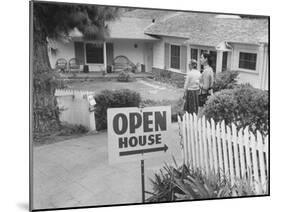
[94,89,141,130]
[202,84,269,136]
[213,70,239,92]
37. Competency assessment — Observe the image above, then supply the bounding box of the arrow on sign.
[119,145,168,156]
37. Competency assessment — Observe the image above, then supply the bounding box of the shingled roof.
[122,9,178,22]
[106,17,158,40]
[144,12,268,46]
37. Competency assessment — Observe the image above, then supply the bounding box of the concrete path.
[32,123,182,210]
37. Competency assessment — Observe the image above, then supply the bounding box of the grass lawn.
[66,78,184,101]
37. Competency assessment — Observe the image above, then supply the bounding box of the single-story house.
[48,9,269,90]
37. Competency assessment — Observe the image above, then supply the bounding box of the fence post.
[182,114,187,165]
[211,119,218,174]
[216,122,224,179]
[226,125,235,185]
[232,123,240,180]
[243,126,252,183]
[202,116,209,176]
[250,132,260,193]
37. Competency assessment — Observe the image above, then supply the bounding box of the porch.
[48,38,156,74]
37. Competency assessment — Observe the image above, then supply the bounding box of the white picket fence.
[178,112,268,194]
[55,89,96,131]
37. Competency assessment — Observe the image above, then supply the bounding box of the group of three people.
[183,52,214,114]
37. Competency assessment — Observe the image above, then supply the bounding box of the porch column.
[258,43,266,90]
[197,49,201,71]
[216,50,223,73]
[185,41,191,72]
[103,41,107,73]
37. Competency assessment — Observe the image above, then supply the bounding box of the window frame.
[238,51,257,71]
[233,45,259,74]
[84,42,104,65]
[170,44,181,70]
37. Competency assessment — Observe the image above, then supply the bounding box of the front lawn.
[66,78,184,101]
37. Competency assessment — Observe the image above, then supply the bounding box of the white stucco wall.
[48,40,75,69]
[112,39,146,65]
[152,40,165,69]
[230,43,261,88]
[152,37,188,70]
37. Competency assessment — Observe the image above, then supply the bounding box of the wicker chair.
[55,58,67,72]
[68,58,82,72]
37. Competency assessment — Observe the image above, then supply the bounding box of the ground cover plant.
[146,160,266,202]
[117,71,136,82]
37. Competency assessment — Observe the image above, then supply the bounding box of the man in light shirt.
[199,52,215,106]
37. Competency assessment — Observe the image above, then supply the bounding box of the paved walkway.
[32,123,182,210]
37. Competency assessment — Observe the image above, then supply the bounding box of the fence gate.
[55,89,96,131]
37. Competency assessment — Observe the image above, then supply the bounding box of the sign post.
[141,159,145,203]
[107,106,171,203]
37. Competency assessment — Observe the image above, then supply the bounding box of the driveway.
[32,123,183,210]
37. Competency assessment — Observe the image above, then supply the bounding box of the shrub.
[94,89,141,130]
[202,84,269,136]
[141,98,184,122]
[213,71,239,92]
[146,161,265,202]
[117,71,136,82]
[160,69,172,79]
[58,123,89,136]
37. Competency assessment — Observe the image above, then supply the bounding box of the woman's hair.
[190,59,197,69]
[201,52,212,66]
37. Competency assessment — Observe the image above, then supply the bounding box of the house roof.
[106,17,158,40]
[122,9,180,22]
[144,12,268,46]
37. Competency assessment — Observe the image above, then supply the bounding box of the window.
[238,52,257,70]
[222,52,228,72]
[191,48,198,60]
[170,45,180,69]
[85,43,104,64]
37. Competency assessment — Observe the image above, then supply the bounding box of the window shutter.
[74,42,85,65]
[164,43,170,69]
[106,43,114,66]
[180,45,187,72]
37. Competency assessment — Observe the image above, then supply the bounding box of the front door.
[145,43,153,72]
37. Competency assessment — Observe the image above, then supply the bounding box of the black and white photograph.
[30,0,269,211]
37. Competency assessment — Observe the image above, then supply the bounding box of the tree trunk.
[32,30,61,137]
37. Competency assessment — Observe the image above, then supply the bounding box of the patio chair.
[55,58,67,73]
[112,55,135,72]
[68,58,82,73]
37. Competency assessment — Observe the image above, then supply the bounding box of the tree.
[32,2,119,136]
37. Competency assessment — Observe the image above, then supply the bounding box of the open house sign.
[107,106,171,164]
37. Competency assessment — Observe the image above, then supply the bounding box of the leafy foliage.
[33,2,120,41]
[32,2,119,135]
[117,71,136,82]
[94,89,141,130]
[202,84,269,136]
[213,71,239,92]
[141,98,184,122]
[146,161,264,202]
[58,123,89,136]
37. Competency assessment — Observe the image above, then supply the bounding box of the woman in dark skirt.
[183,59,201,114]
